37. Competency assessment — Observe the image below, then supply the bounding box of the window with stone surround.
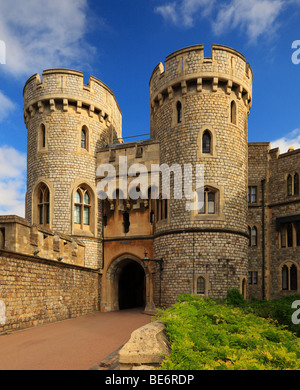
[74,186,91,228]
[281,262,298,291]
[81,125,89,151]
[38,123,47,151]
[176,101,182,124]
[198,186,217,215]
[194,274,209,295]
[202,130,211,154]
[156,197,168,222]
[248,271,258,285]
[287,173,299,197]
[37,183,50,226]
[197,277,205,294]
[248,186,257,204]
[198,127,216,158]
[230,100,237,125]
[248,225,258,247]
[280,221,300,248]
[287,174,293,196]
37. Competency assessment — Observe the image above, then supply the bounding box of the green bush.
[156,294,300,370]
[245,294,300,337]
[226,289,245,306]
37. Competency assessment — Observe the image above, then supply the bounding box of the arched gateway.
[102,254,156,313]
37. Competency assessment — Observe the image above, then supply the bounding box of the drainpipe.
[261,179,266,300]
[102,199,105,269]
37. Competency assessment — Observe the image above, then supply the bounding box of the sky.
[1,0,300,217]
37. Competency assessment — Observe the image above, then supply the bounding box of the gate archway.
[103,254,149,312]
[118,261,145,309]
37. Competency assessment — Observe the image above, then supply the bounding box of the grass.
[156,293,300,370]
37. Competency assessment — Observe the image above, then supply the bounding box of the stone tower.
[149,45,253,306]
[23,69,122,268]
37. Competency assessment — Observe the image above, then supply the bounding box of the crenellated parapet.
[149,44,253,113]
[23,69,122,133]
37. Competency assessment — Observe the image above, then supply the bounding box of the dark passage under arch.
[118,261,145,310]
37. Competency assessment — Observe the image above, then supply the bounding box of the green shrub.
[156,294,300,370]
[226,289,245,306]
[245,294,300,337]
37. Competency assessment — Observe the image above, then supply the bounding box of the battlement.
[149,44,252,110]
[23,69,122,131]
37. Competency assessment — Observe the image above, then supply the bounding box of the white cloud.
[212,0,284,43]
[271,128,300,153]
[156,3,179,25]
[0,0,96,77]
[155,0,214,27]
[155,0,284,42]
[0,146,26,217]
[0,91,15,122]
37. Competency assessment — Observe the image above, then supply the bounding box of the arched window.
[198,187,217,215]
[81,126,88,150]
[38,184,50,226]
[251,226,257,247]
[290,264,298,291]
[156,197,168,221]
[282,265,288,290]
[202,130,211,154]
[197,277,205,294]
[39,123,46,150]
[74,187,91,227]
[230,101,237,125]
[282,263,298,291]
[176,101,182,124]
[287,174,293,196]
[294,173,299,196]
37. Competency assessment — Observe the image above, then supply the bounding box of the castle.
[1,44,300,331]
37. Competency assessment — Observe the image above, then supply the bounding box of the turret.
[149,45,253,304]
[23,69,122,268]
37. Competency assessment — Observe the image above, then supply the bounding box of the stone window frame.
[279,261,298,292]
[71,180,96,236]
[38,122,48,152]
[248,185,258,204]
[285,172,299,197]
[230,99,238,125]
[197,126,217,158]
[32,179,54,228]
[193,274,209,296]
[192,183,225,221]
[279,221,300,249]
[248,270,258,285]
[155,193,169,224]
[74,187,91,227]
[248,225,259,248]
[79,124,90,152]
[172,98,184,126]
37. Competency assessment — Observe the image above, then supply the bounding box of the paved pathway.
[0,309,152,370]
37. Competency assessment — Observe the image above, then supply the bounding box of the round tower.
[23,69,122,268]
[149,45,253,305]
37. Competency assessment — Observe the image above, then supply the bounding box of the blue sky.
[1,0,300,216]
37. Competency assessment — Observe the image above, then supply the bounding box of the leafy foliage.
[156,294,300,370]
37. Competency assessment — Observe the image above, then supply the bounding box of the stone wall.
[0,215,85,266]
[0,250,100,333]
[247,143,300,300]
